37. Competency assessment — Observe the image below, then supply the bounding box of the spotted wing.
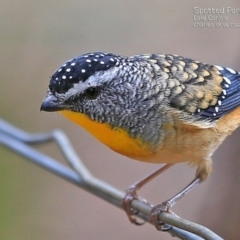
[140,54,240,121]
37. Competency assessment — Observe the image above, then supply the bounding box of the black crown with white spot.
[49,52,122,93]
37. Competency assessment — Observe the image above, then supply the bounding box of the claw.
[122,188,146,225]
[149,201,173,231]
[121,164,174,226]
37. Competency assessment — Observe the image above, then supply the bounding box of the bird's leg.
[150,159,211,230]
[149,177,201,230]
[122,163,174,225]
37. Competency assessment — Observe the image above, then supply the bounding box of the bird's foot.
[122,187,151,225]
[149,200,173,231]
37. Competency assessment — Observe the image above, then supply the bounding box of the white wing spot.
[218,100,222,106]
[62,64,67,67]
[213,113,217,116]
[214,65,224,71]
[93,59,98,62]
[226,67,236,74]
[215,106,219,112]
[58,68,62,72]
[223,76,231,84]
[66,68,71,72]
[62,75,66,79]
[69,76,73,79]
[55,77,58,80]
[224,84,229,88]
[100,61,105,64]
[222,89,227,95]
[71,63,76,66]
[86,59,91,63]
[81,69,86,73]
[110,58,115,62]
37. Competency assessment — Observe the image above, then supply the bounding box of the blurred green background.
[1,0,240,239]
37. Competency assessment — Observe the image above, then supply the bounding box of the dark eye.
[84,87,100,100]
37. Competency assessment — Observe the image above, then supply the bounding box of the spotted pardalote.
[41,52,240,225]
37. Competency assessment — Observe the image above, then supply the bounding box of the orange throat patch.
[59,110,154,161]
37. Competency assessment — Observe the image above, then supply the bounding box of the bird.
[41,52,240,229]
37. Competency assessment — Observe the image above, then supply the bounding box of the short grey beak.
[40,95,70,112]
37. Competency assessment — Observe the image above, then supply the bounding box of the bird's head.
[41,52,168,151]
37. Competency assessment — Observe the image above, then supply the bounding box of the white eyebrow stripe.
[64,67,119,99]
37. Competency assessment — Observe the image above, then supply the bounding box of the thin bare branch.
[0,118,223,240]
